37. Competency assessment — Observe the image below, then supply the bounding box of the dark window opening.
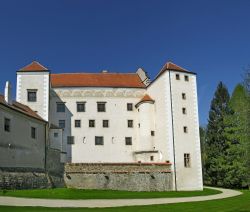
[75,120,81,128]
[151,131,155,136]
[103,120,109,128]
[128,120,133,128]
[97,102,106,112]
[176,74,180,80]
[4,118,10,132]
[127,103,133,111]
[58,120,65,129]
[57,102,65,112]
[77,102,85,112]
[125,137,132,145]
[67,136,75,144]
[95,136,104,145]
[185,75,189,81]
[89,120,95,128]
[27,90,37,102]
[31,127,36,139]
[184,153,191,167]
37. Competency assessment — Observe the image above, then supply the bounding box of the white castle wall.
[49,87,146,163]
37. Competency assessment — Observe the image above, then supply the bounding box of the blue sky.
[0,0,249,125]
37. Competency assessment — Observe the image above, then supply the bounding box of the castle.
[0,60,203,191]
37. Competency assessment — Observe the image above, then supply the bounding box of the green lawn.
[0,189,249,212]
[0,188,219,199]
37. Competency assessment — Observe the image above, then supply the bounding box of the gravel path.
[0,187,242,208]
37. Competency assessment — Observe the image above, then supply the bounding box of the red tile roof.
[0,94,46,122]
[161,62,190,73]
[19,61,48,72]
[51,73,146,88]
[135,94,154,107]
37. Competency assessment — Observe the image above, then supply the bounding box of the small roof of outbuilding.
[0,94,46,123]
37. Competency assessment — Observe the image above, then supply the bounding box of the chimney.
[4,81,12,105]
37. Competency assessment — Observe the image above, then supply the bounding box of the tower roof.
[135,94,154,107]
[19,61,49,72]
[160,62,190,74]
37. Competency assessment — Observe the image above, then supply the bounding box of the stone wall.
[64,163,173,191]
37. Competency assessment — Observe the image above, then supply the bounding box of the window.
[97,102,106,112]
[184,75,189,81]
[54,133,58,138]
[27,90,37,102]
[183,126,188,133]
[128,120,133,128]
[89,120,95,128]
[184,153,191,167]
[57,102,65,112]
[182,93,186,100]
[31,127,36,139]
[182,108,187,114]
[151,131,155,136]
[77,102,85,112]
[4,118,10,132]
[103,120,109,128]
[125,137,132,145]
[67,136,74,144]
[95,136,104,145]
[150,156,154,161]
[176,74,180,80]
[127,103,133,111]
[59,120,65,129]
[75,120,81,128]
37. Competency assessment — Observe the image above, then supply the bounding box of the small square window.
[95,136,104,145]
[150,156,154,161]
[59,120,65,129]
[67,136,74,144]
[89,120,95,128]
[75,120,81,128]
[184,153,191,167]
[185,75,189,81]
[182,108,187,114]
[77,102,85,112]
[183,126,188,133]
[103,120,109,128]
[4,118,10,132]
[27,90,37,102]
[128,120,133,128]
[57,102,65,112]
[176,74,180,80]
[54,133,59,138]
[151,131,155,136]
[31,127,36,139]
[125,137,132,145]
[182,93,186,100]
[127,103,133,111]
[97,102,106,112]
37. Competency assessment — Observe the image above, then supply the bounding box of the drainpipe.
[169,71,177,191]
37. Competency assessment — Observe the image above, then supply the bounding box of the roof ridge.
[51,72,137,75]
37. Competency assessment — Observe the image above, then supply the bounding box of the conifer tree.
[222,85,249,187]
[204,82,231,186]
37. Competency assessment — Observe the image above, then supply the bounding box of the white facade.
[15,61,203,191]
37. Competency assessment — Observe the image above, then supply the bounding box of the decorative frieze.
[51,88,145,98]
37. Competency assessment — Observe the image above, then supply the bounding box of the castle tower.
[16,61,50,121]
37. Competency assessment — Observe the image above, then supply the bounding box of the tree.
[223,86,249,188]
[204,82,231,186]
[243,69,250,188]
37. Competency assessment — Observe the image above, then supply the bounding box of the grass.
[0,189,249,212]
[0,188,220,199]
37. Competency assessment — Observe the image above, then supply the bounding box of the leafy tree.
[204,82,231,186]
